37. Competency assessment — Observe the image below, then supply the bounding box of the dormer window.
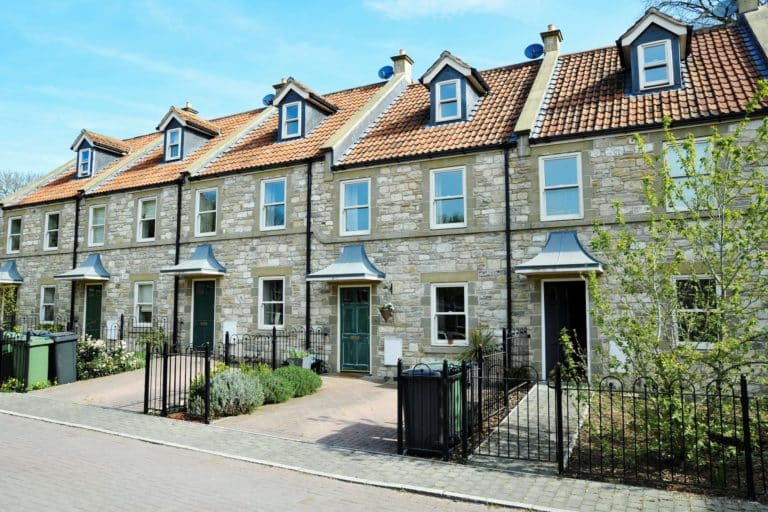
[78,148,92,177]
[282,102,302,139]
[639,40,672,89]
[271,78,337,142]
[156,105,219,163]
[165,127,182,161]
[420,51,489,126]
[436,80,461,122]
[618,8,690,95]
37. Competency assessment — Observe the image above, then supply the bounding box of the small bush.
[273,365,322,397]
[189,370,264,418]
[76,337,143,380]
[257,371,295,404]
[0,377,26,393]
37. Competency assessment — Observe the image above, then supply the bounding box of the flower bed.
[77,337,144,380]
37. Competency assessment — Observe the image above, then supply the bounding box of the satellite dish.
[524,43,545,60]
[378,65,395,80]
[262,93,275,106]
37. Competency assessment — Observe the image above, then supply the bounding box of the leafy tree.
[588,80,768,386]
[0,170,42,200]
[645,0,766,26]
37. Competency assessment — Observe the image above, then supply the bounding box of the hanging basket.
[380,308,393,322]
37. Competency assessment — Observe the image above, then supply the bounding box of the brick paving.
[0,414,494,511]
[0,392,764,512]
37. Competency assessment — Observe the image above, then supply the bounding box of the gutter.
[305,160,313,349]
[172,172,188,349]
[68,190,84,330]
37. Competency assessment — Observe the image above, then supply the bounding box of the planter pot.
[288,357,313,369]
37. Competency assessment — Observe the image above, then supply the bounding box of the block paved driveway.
[32,370,399,453]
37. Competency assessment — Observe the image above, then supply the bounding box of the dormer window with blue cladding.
[78,147,92,178]
[165,127,182,161]
[282,101,302,139]
[420,51,490,126]
[618,9,689,95]
[271,78,338,142]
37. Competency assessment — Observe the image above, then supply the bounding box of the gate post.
[477,347,484,437]
[161,341,169,416]
[502,327,508,371]
[741,374,756,500]
[119,313,124,341]
[143,342,152,414]
[442,359,450,462]
[461,360,468,459]
[555,363,565,474]
[224,331,231,366]
[271,326,278,370]
[397,359,404,455]
[204,343,211,425]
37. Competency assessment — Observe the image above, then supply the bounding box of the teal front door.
[84,284,102,339]
[192,280,215,349]
[340,287,370,372]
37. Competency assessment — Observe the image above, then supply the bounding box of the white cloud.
[364,0,515,19]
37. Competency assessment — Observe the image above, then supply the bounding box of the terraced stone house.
[2,4,767,377]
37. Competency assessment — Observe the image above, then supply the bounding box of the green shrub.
[273,365,322,397]
[189,370,264,418]
[257,371,295,403]
[76,337,144,380]
[0,377,25,393]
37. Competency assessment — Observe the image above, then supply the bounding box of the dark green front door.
[340,287,370,372]
[84,284,102,339]
[192,280,215,349]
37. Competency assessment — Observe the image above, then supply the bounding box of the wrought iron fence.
[563,371,768,501]
[218,327,329,372]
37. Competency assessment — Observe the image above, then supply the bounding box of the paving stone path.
[0,393,764,512]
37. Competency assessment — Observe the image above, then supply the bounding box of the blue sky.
[0,1,647,175]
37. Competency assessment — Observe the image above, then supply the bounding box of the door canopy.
[54,254,110,281]
[307,244,385,283]
[0,260,23,284]
[515,231,603,276]
[160,244,226,277]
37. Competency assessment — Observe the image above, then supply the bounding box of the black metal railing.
[562,370,768,501]
[219,327,329,372]
[144,325,329,424]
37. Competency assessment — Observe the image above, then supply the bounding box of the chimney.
[181,101,198,115]
[391,49,414,83]
[738,0,759,14]
[541,24,563,53]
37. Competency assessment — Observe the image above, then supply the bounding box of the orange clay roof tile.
[533,24,767,140]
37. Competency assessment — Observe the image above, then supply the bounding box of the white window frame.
[539,153,584,221]
[639,40,673,90]
[40,286,56,325]
[430,167,467,229]
[435,79,462,122]
[78,148,92,177]
[281,101,302,139]
[195,188,217,237]
[431,283,468,346]
[43,212,60,251]
[165,127,182,161]
[664,139,709,212]
[6,217,21,254]
[260,178,286,231]
[136,197,157,242]
[88,205,106,247]
[340,178,371,236]
[134,281,154,327]
[258,277,285,329]
[674,275,718,349]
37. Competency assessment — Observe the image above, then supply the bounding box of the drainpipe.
[172,173,187,348]
[504,145,513,334]
[305,159,313,349]
[69,190,84,330]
